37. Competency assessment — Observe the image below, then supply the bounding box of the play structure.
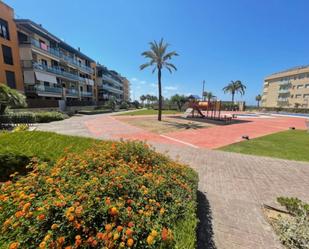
[183,99,236,123]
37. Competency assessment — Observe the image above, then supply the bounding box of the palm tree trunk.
[257,101,260,108]
[232,93,234,104]
[158,68,162,121]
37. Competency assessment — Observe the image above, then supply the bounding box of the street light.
[202,80,205,101]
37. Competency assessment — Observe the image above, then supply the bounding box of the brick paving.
[37,113,309,249]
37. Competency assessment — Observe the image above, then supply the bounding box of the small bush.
[274,197,309,249]
[0,111,68,124]
[120,102,129,110]
[0,141,198,248]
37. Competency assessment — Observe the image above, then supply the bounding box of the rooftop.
[266,65,309,79]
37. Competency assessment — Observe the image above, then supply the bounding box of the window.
[295,94,302,99]
[44,81,49,87]
[0,18,10,40]
[304,94,309,99]
[305,84,309,88]
[5,71,16,89]
[297,85,304,89]
[41,59,48,67]
[2,45,13,65]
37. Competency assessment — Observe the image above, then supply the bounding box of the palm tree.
[0,84,27,114]
[140,95,146,107]
[223,80,246,103]
[203,91,215,102]
[255,94,262,108]
[140,39,178,121]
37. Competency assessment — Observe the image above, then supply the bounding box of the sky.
[6,0,309,104]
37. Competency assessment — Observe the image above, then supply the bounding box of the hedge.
[0,112,69,124]
[0,139,198,249]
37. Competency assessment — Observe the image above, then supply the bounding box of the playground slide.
[193,105,205,117]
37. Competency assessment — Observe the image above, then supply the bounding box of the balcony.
[24,38,93,74]
[33,62,79,81]
[100,84,123,94]
[81,91,93,97]
[26,84,63,95]
[102,74,123,86]
[66,88,78,96]
[278,88,290,94]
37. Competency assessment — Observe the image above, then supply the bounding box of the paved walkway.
[37,113,309,249]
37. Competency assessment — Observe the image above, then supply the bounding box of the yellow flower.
[151,230,158,237]
[119,242,125,248]
[39,241,46,249]
[113,232,120,240]
[146,235,154,245]
[51,224,59,230]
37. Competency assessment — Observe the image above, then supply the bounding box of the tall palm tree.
[140,39,178,121]
[140,95,146,107]
[255,94,262,108]
[222,80,246,103]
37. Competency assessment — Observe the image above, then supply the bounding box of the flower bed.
[0,141,198,248]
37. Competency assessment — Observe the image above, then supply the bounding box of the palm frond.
[140,63,152,70]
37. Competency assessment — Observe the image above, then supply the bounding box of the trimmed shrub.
[0,112,68,124]
[0,141,198,248]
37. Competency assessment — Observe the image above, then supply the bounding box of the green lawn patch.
[219,130,309,162]
[116,109,182,116]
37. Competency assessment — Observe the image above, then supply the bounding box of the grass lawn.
[220,130,309,162]
[0,131,98,162]
[116,109,182,116]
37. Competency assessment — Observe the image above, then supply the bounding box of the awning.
[35,71,57,84]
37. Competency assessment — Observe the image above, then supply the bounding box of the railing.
[33,62,80,81]
[27,38,93,74]
[100,84,123,94]
[278,88,290,93]
[102,74,123,86]
[26,84,62,94]
[81,91,93,97]
[66,88,78,96]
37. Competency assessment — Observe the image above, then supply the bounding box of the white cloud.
[130,77,138,82]
[164,86,178,91]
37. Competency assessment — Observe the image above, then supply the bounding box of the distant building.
[0,1,24,91]
[15,19,96,107]
[262,66,309,108]
[96,64,130,102]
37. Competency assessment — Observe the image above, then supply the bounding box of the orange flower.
[37,214,45,221]
[15,211,24,218]
[22,202,31,212]
[127,238,134,247]
[161,228,168,241]
[96,232,104,240]
[105,224,112,231]
[146,235,154,245]
[110,207,118,216]
[51,224,59,230]
[75,206,83,217]
[39,241,46,249]
[57,237,65,245]
[91,239,98,247]
[9,242,19,249]
[117,225,123,232]
[126,229,133,237]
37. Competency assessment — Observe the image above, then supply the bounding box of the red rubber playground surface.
[85,114,308,149]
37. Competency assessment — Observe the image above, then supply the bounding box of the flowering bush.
[0,141,198,248]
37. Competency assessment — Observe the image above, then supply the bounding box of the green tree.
[222,80,246,103]
[140,95,146,107]
[255,94,262,108]
[140,39,178,121]
[171,94,188,111]
[0,84,27,114]
[203,91,215,102]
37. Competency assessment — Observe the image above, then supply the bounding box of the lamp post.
[202,80,205,101]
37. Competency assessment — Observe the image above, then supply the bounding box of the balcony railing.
[66,88,78,96]
[81,91,93,97]
[102,74,123,86]
[27,38,93,74]
[278,88,290,94]
[33,62,79,81]
[100,84,123,94]
[26,84,63,95]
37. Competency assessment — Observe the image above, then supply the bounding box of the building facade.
[262,65,309,108]
[15,19,96,106]
[96,64,127,102]
[0,1,24,91]
[122,77,130,102]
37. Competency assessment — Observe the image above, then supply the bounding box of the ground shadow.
[171,116,252,126]
[197,190,216,249]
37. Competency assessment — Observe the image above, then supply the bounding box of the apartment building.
[262,65,309,108]
[122,77,130,102]
[15,19,96,106]
[96,64,126,102]
[0,1,23,91]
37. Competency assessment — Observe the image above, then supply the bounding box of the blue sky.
[6,0,309,104]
